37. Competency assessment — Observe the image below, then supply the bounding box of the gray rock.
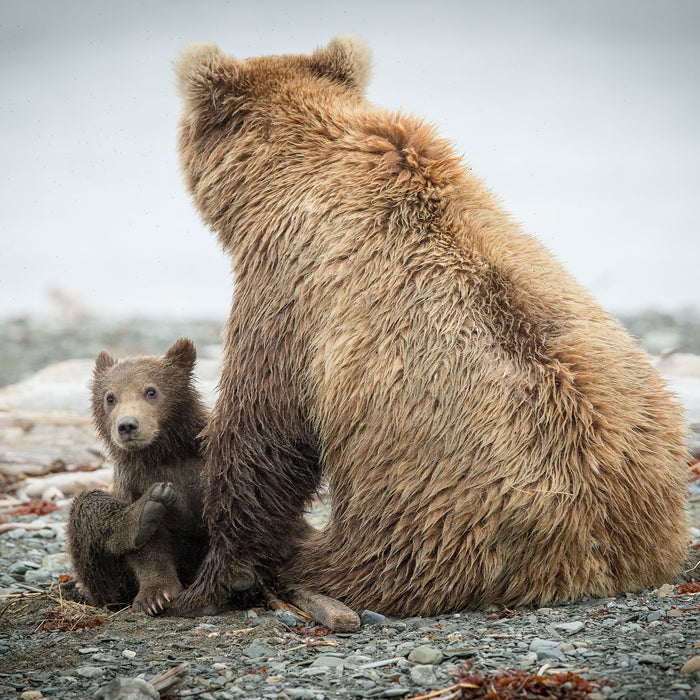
[529,638,564,660]
[554,621,585,634]
[275,610,304,627]
[310,655,344,670]
[75,665,105,679]
[93,677,159,700]
[407,646,443,665]
[8,560,40,578]
[24,567,53,584]
[639,654,665,664]
[410,664,438,688]
[361,610,388,626]
[517,652,539,668]
[242,641,270,659]
[647,610,664,622]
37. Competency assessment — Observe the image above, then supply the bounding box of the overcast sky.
[1,0,698,319]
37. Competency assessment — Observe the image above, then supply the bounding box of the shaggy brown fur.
[169,37,689,617]
[67,339,210,614]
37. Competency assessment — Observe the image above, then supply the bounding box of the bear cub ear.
[94,351,117,375]
[164,338,197,373]
[310,35,372,93]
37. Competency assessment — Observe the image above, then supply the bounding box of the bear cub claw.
[131,581,184,616]
[134,482,176,549]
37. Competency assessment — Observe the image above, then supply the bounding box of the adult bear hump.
[170,37,689,617]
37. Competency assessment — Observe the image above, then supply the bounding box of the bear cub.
[67,338,209,614]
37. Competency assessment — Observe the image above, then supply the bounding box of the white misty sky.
[1,0,698,319]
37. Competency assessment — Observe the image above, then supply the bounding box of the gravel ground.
[1,506,700,700]
[2,311,700,699]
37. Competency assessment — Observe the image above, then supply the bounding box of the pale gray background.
[1,0,698,319]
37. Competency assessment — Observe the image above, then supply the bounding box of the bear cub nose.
[117,417,140,437]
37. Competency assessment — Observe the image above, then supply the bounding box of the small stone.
[361,610,388,626]
[410,664,437,687]
[20,691,43,700]
[33,528,56,539]
[647,610,664,622]
[310,655,344,670]
[245,609,258,619]
[517,652,539,668]
[275,610,303,627]
[242,641,269,659]
[25,568,52,584]
[407,646,444,665]
[654,583,676,597]
[121,649,136,659]
[75,665,104,679]
[529,638,563,660]
[638,654,664,665]
[79,647,101,655]
[8,560,40,578]
[682,655,700,674]
[93,677,159,699]
[554,621,585,634]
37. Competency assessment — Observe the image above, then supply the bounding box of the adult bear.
[170,36,689,617]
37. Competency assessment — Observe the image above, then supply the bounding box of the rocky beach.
[1,313,700,700]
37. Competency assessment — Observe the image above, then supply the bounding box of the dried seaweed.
[10,499,59,516]
[677,579,700,595]
[408,661,608,699]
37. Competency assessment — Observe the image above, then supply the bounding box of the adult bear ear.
[94,351,116,375]
[175,42,240,110]
[164,338,197,373]
[310,36,372,93]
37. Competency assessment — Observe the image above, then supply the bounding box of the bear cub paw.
[134,481,176,549]
[131,581,184,616]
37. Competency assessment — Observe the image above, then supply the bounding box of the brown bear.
[67,339,210,614]
[169,37,689,617]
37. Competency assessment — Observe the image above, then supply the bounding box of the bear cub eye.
[105,393,116,406]
[145,387,157,399]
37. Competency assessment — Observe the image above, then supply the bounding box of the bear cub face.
[91,338,199,458]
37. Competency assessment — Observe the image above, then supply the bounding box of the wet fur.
[170,38,689,616]
[67,339,210,613]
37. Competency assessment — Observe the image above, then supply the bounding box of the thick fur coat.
[171,37,689,616]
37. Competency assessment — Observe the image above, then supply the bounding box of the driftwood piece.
[287,587,361,632]
[263,588,312,623]
[148,661,190,695]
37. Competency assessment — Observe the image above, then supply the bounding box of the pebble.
[407,645,444,665]
[410,664,438,687]
[24,568,53,584]
[243,641,270,659]
[93,677,159,700]
[310,655,344,670]
[554,620,585,634]
[20,692,43,700]
[361,610,389,626]
[75,666,105,679]
[276,610,304,627]
[638,654,664,664]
